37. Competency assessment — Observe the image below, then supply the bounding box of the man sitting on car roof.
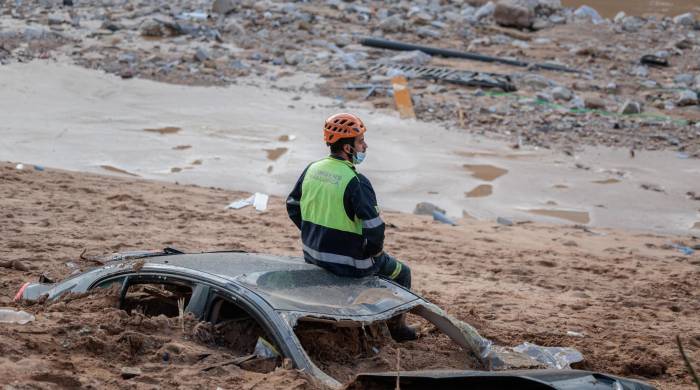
[286,112,417,341]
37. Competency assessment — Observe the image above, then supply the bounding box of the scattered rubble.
[0,0,698,157]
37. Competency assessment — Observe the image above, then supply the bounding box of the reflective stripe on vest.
[302,244,374,269]
[300,157,362,234]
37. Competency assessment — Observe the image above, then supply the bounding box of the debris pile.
[0,1,698,156]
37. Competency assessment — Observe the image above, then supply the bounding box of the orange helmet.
[323,113,366,144]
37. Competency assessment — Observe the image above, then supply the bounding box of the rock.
[140,19,164,37]
[390,50,431,66]
[675,38,693,50]
[677,90,698,106]
[48,12,68,25]
[63,0,73,5]
[121,367,141,379]
[212,0,236,15]
[674,73,694,86]
[494,0,535,29]
[584,96,606,110]
[621,16,644,32]
[654,50,670,59]
[194,47,210,62]
[229,59,250,70]
[531,18,551,30]
[521,74,555,89]
[284,51,304,66]
[570,96,585,109]
[100,21,123,32]
[536,92,551,102]
[377,14,404,33]
[474,1,496,21]
[334,33,352,47]
[416,27,442,39]
[673,12,695,26]
[534,0,561,16]
[613,11,626,23]
[414,202,446,216]
[222,19,245,35]
[573,5,603,24]
[631,65,649,78]
[551,86,572,101]
[549,14,566,24]
[619,100,642,114]
[605,82,619,94]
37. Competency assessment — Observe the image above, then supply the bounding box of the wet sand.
[1,62,697,234]
[0,163,697,389]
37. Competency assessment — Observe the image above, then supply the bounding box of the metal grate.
[369,64,517,92]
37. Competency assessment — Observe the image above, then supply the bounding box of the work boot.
[387,314,418,342]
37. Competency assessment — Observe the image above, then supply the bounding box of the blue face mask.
[349,146,366,165]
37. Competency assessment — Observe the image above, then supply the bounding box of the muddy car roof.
[146,252,421,319]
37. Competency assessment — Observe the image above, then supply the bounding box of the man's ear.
[343,143,352,155]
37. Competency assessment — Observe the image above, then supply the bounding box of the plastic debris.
[0,308,35,324]
[432,210,456,226]
[513,342,584,369]
[670,243,694,256]
[33,165,45,171]
[226,192,268,212]
[391,75,416,119]
[15,163,24,170]
[254,337,280,359]
[566,331,585,338]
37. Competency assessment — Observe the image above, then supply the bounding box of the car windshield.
[235,268,419,317]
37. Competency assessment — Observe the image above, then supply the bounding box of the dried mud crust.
[295,315,479,384]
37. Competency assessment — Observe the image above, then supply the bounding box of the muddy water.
[465,184,493,198]
[592,178,621,184]
[144,126,181,135]
[562,0,700,18]
[1,61,697,234]
[463,164,508,181]
[265,147,288,161]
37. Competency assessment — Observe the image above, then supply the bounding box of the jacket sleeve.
[345,174,385,258]
[286,166,309,230]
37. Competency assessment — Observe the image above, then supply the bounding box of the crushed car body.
[14,250,655,390]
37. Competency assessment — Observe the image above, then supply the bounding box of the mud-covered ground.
[1,163,698,388]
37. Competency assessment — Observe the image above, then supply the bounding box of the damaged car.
[15,249,655,389]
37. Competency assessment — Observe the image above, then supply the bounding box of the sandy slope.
[0,162,698,389]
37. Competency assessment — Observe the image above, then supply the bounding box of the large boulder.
[494,0,535,29]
